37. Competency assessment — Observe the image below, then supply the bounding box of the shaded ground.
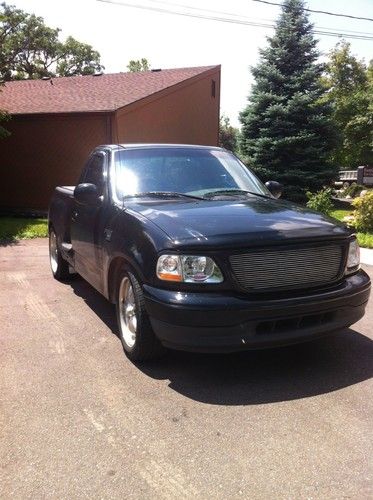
[1,239,372,499]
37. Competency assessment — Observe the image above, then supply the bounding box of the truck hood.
[127,197,350,248]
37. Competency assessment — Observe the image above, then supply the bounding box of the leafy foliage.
[355,232,373,250]
[341,183,364,199]
[127,58,150,72]
[353,192,373,232]
[239,0,337,202]
[0,106,9,138]
[323,41,373,169]
[219,115,239,152]
[0,2,103,80]
[0,80,9,137]
[330,209,373,248]
[306,188,333,215]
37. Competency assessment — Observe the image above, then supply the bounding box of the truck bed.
[56,186,75,196]
[49,186,76,245]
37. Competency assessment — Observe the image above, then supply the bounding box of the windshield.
[114,147,270,199]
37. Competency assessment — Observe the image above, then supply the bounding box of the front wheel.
[116,270,165,361]
[49,228,71,281]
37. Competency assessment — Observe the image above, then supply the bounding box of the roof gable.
[0,66,218,115]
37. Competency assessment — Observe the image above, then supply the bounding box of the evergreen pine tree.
[239,0,337,202]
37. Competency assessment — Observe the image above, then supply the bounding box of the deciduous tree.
[323,41,373,169]
[127,58,150,72]
[219,115,239,153]
[0,2,103,80]
[0,107,9,138]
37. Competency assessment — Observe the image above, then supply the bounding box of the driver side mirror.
[74,183,101,206]
[265,181,283,199]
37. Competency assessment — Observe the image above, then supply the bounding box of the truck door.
[71,151,107,291]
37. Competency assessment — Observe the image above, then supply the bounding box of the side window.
[84,153,105,195]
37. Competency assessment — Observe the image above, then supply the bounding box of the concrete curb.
[361,248,373,266]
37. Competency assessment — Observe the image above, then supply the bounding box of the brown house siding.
[0,113,110,210]
[114,68,220,146]
[0,66,220,211]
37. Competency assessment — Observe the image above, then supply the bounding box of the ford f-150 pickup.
[48,144,371,361]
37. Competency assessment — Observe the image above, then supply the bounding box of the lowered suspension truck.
[48,144,371,361]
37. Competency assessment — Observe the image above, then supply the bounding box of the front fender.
[102,209,171,300]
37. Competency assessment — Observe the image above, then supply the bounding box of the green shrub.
[342,183,364,198]
[353,192,373,232]
[306,188,334,215]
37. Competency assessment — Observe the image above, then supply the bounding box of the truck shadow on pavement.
[71,278,373,406]
[0,238,20,247]
[139,332,373,405]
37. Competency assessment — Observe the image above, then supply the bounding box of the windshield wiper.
[203,189,269,199]
[123,191,206,201]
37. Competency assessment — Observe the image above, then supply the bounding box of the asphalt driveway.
[1,239,372,499]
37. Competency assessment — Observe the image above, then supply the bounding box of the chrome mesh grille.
[229,245,343,291]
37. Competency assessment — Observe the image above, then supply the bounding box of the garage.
[0,65,220,210]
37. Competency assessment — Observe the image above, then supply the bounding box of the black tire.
[49,227,71,281]
[115,269,165,361]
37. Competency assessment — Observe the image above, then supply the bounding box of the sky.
[10,0,373,127]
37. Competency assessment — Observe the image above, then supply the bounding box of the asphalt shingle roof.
[0,66,217,115]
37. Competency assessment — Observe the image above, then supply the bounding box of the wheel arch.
[107,255,142,304]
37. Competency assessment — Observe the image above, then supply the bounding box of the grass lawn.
[355,233,373,250]
[0,216,48,242]
[330,209,373,249]
[330,209,351,221]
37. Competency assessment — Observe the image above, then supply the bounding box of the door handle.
[72,210,78,221]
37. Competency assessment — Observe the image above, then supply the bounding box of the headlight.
[157,255,223,283]
[346,239,360,274]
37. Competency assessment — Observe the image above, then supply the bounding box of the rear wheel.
[49,227,71,281]
[116,270,165,361]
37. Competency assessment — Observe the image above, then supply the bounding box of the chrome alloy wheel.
[118,276,137,348]
[49,229,58,274]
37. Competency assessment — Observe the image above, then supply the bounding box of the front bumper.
[143,270,371,352]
